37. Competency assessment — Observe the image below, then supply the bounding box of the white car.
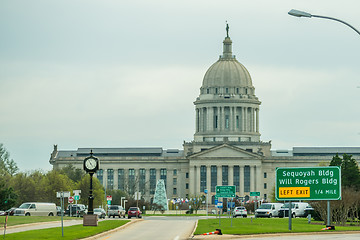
[232,206,247,218]
[94,208,106,219]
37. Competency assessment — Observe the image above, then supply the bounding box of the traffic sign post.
[276,166,341,230]
[275,167,341,201]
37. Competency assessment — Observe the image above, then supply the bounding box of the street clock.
[83,150,99,173]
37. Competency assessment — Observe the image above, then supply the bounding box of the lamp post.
[288,9,360,36]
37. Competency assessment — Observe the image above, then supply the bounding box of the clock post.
[83,150,99,226]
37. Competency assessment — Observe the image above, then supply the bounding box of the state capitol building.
[49,27,360,204]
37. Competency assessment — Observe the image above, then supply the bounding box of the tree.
[0,143,19,176]
[10,170,47,205]
[106,189,127,206]
[58,164,86,183]
[0,184,17,210]
[39,170,74,205]
[188,195,205,214]
[330,153,360,189]
[75,174,105,207]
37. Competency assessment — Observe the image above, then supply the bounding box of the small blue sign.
[227,202,235,208]
[204,189,208,194]
[215,199,218,205]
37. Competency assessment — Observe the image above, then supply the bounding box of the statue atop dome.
[226,22,229,38]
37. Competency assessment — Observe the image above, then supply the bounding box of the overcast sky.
[1,0,359,172]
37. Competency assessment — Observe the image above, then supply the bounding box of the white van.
[255,203,284,218]
[278,202,310,218]
[13,202,57,216]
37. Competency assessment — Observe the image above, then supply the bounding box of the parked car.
[56,206,62,216]
[108,205,126,218]
[232,206,247,218]
[3,208,16,216]
[255,203,284,218]
[127,207,142,218]
[13,203,57,216]
[278,202,311,218]
[65,204,86,217]
[94,208,106,219]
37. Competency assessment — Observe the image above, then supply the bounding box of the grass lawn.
[2,220,130,240]
[195,217,360,235]
[0,216,81,227]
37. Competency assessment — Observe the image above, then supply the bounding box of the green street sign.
[215,185,236,198]
[275,166,341,201]
[250,192,260,196]
[74,195,80,201]
[107,200,111,205]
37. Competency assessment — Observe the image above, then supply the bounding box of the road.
[96,216,197,240]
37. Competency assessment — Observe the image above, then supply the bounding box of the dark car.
[127,207,142,218]
[65,204,86,217]
[56,206,63,216]
[4,208,16,216]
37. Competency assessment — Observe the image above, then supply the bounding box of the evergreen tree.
[330,153,360,190]
[329,153,342,167]
[341,154,360,189]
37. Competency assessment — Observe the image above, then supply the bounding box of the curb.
[82,219,143,240]
[191,230,360,239]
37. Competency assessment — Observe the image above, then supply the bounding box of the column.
[103,168,108,188]
[217,165,222,186]
[202,108,206,132]
[135,169,140,193]
[256,108,259,133]
[228,165,234,187]
[196,166,201,195]
[239,166,244,196]
[189,165,195,195]
[233,107,237,132]
[256,165,262,193]
[199,108,203,133]
[123,168,128,192]
[230,106,234,131]
[196,108,199,132]
[221,107,225,131]
[208,107,213,132]
[250,166,255,192]
[167,169,173,198]
[242,107,246,132]
[156,168,160,183]
[252,108,255,132]
[145,168,150,199]
[113,168,119,190]
[206,165,211,194]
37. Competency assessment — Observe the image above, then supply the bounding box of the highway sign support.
[276,166,341,230]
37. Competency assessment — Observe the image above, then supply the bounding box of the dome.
[202,59,253,88]
[202,35,253,88]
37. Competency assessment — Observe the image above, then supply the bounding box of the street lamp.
[288,9,360,36]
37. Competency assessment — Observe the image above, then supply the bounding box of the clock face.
[85,158,97,171]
